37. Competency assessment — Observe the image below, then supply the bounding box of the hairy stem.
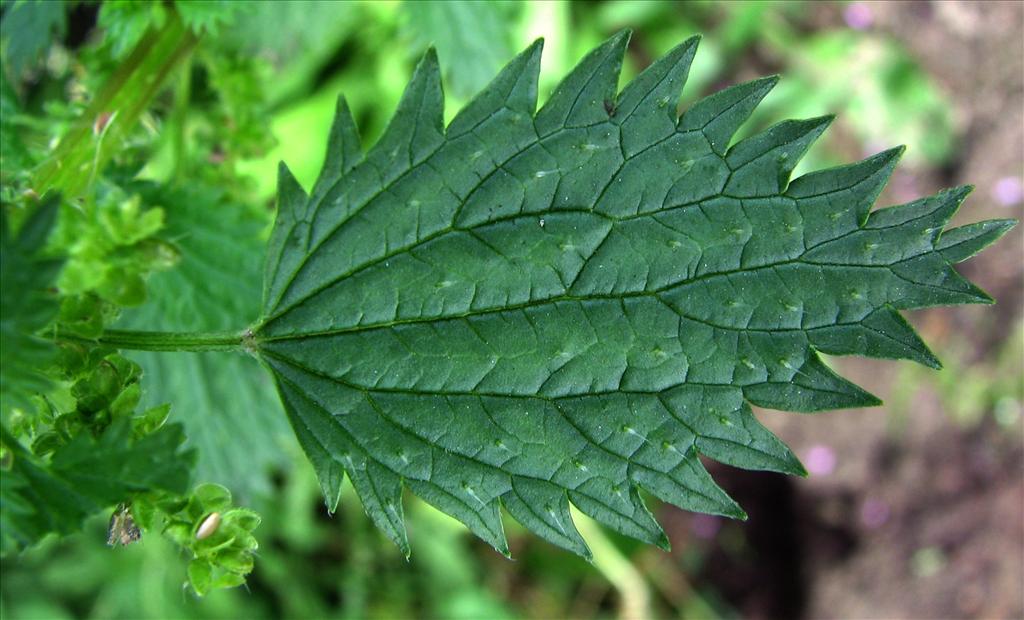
[56,329,244,352]
[32,13,200,198]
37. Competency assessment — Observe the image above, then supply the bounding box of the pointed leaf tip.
[887,144,907,159]
[410,43,443,90]
[791,458,810,478]
[675,33,701,55]
[364,42,445,176]
[785,457,809,478]
[743,74,781,99]
[610,28,633,44]
[725,114,835,196]
[421,45,439,68]
[616,34,702,154]
[656,532,672,551]
[310,95,362,203]
[937,218,1018,264]
[680,74,781,155]
[864,144,906,171]
[535,28,631,133]
[599,27,632,62]
[276,161,307,205]
[937,184,975,207]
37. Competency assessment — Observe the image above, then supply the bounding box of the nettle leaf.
[253,34,1015,558]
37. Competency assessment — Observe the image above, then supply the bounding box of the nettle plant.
[1,27,1014,593]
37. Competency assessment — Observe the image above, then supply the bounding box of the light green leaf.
[117,183,291,499]
[173,0,240,36]
[402,0,516,101]
[254,33,1015,557]
[213,1,358,106]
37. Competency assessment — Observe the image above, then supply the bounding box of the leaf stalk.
[56,329,243,352]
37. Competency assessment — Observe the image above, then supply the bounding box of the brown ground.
[656,3,1024,619]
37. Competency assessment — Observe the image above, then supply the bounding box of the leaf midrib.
[261,132,948,336]
[257,246,946,342]
[261,345,857,400]
[264,98,821,324]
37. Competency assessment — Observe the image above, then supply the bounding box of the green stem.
[32,13,200,198]
[170,55,192,183]
[571,507,652,620]
[58,329,244,353]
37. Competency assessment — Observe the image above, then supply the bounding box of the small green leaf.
[173,0,240,36]
[215,548,254,574]
[193,483,232,513]
[187,558,213,596]
[254,34,1015,557]
[131,403,170,436]
[209,571,246,590]
[0,420,194,552]
[222,507,261,532]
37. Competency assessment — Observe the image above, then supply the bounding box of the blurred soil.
[657,3,1024,619]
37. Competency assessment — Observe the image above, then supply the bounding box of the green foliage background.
[1,1,1021,618]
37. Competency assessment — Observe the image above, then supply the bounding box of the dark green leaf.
[255,34,1015,557]
[0,195,62,415]
[0,0,67,82]
[0,420,194,553]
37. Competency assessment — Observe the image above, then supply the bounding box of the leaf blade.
[256,33,1015,556]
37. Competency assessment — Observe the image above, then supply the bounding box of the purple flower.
[804,444,837,476]
[992,177,1023,207]
[844,2,874,30]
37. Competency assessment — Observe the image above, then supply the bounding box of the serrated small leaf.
[187,559,213,596]
[194,483,232,512]
[254,33,1016,557]
[1,195,62,414]
[0,420,194,552]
